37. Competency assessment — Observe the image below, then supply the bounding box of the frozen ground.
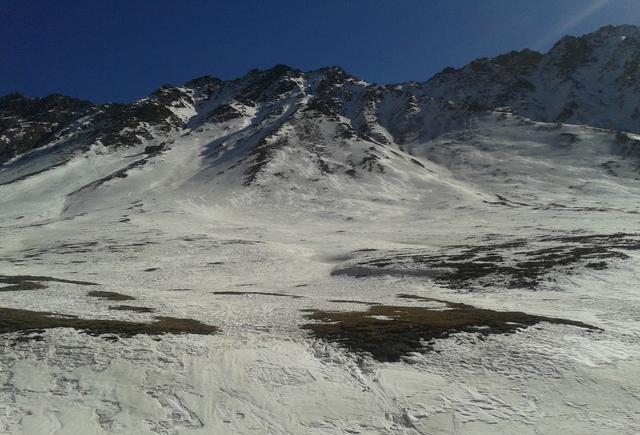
[1,114,640,434]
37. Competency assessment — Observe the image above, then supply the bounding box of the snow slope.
[1,26,640,435]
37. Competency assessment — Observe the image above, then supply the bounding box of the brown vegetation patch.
[109,305,155,313]
[302,296,599,362]
[212,291,303,299]
[0,275,99,292]
[328,299,379,305]
[0,307,217,339]
[87,291,135,301]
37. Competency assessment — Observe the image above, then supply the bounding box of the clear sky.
[1,0,639,103]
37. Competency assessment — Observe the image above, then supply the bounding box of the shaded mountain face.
[0,86,195,163]
[0,93,94,161]
[425,25,640,133]
[1,25,640,192]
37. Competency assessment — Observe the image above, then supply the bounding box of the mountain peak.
[184,75,222,88]
[312,66,359,82]
[550,24,640,49]
[259,63,298,74]
[424,23,640,133]
[547,24,640,61]
[590,23,640,37]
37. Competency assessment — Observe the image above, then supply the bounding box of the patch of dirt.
[332,233,640,291]
[87,291,135,301]
[17,239,158,261]
[212,291,303,299]
[302,296,600,362]
[328,299,379,305]
[109,305,155,313]
[0,307,218,339]
[0,275,99,291]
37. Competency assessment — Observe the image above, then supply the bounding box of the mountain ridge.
[1,24,640,209]
[424,24,640,132]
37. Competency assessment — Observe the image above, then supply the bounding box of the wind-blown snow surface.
[2,24,640,433]
[1,109,640,434]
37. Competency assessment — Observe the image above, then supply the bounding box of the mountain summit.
[425,24,640,132]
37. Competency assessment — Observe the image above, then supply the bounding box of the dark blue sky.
[1,0,639,103]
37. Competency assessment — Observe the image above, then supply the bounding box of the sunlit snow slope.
[1,25,640,435]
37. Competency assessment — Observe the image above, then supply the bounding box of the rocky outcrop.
[0,93,94,160]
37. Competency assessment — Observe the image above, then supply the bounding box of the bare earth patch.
[332,233,640,291]
[0,307,218,339]
[109,305,155,313]
[87,290,136,301]
[212,291,303,298]
[302,295,600,362]
[0,274,99,291]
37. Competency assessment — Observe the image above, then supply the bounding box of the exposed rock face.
[0,86,196,163]
[89,86,195,148]
[424,25,640,133]
[0,93,94,160]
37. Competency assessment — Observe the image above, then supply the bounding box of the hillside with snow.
[1,25,640,435]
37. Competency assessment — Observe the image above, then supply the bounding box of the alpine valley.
[1,25,640,434]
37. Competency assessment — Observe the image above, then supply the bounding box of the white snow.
[1,65,640,434]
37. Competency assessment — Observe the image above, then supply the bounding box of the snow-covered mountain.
[425,24,640,133]
[2,25,640,435]
[0,63,501,224]
[3,25,640,203]
[0,65,475,187]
